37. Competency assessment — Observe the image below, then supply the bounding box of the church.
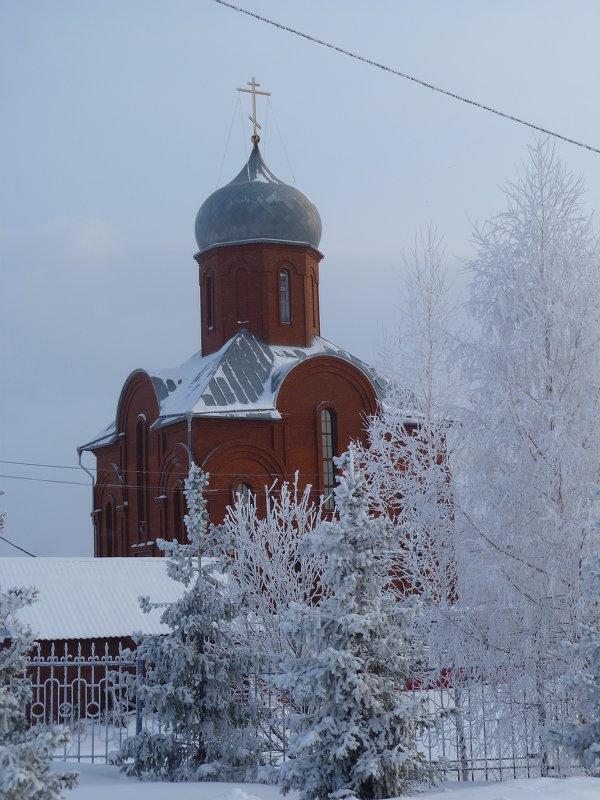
[80,84,386,557]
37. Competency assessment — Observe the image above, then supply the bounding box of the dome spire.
[237,76,271,145]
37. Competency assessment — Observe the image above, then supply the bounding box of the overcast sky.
[3,1,600,558]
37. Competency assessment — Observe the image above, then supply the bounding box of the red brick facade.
[87,150,381,557]
[198,241,322,355]
[92,346,378,557]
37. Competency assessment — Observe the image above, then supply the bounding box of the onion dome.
[195,143,322,254]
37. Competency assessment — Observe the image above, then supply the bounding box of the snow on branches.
[0,579,77,800]
[454,138,600,688]
[223,475,325,661]
[116,464,263,781]
[551,553,600,775]
[278,447,433,800]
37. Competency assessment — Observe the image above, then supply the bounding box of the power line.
[0,474,90,487]
[0,535,35,557]
[212,0,600,156]
[0,471,334,490]
[0,459,91,471]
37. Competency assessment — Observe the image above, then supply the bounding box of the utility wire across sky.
[213,0,600,156]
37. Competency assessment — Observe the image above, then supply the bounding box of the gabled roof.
[0,558,185,640]
[81,330,388,450]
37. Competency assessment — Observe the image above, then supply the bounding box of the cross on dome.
[237,77,271,144]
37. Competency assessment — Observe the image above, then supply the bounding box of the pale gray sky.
[3,1,600,557]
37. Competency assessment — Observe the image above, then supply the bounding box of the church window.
[279,269,291,324]
[236,267,249,323]
[235,482,253,504]
[206,275,214,330]
[105,499,115,557]
[136,417,148,538]
[320,408,336,511]
[172,481,185,543]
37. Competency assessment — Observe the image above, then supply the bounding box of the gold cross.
[237,77,271,143]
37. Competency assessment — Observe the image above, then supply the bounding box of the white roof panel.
[0,557,185,640]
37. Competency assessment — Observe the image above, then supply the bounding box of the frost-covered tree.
[0,577,77,798]
[382,224,457,411]
[223,476,325,661]
[361,227,457,653]
[361,385,456,616]
[551,553,600,775]
[453,139,600,711]
[116,465,263,781]
[278,447,433,800]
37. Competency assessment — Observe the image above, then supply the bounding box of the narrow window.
[279,269,290,324]
[320,409,336,511]
[236,267,248,323]
[173,482,185,543]
[105,500,114,557]
[206,275,214,330]
[235,482,253,504]
[136,418,147,538]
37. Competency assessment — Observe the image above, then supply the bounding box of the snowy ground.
[56,764,599,800]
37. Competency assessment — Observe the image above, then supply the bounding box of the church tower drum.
[194,142,323,355]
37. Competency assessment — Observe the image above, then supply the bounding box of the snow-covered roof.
[0,558,185,640]
[81,330,388,450]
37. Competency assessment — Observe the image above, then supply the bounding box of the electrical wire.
[0,472,336,489]
[0,535,36,557]
[212,0,600,156]
[0,459,89,471]
[0,473,91,487]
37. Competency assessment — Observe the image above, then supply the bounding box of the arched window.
[172,482,186,543]
[206,275,214,330]
[136,418,147,539]
[279,268,291,324]
[236,267,248,323]
[320,408,337,511]
[105,499,115,557]
[235,482,253,504]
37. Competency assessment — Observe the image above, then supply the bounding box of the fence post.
[135,656,143,735]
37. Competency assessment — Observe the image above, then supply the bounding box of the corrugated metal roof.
[81,330,388,449]
[0,558,186,640]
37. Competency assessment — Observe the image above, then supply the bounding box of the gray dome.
[195,144,322,254]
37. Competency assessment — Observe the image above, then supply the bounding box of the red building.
[80,140,386,557]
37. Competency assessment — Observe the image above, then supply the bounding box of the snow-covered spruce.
[115,465,264,781]
[277,447,434,800]
[551,553,600,775]
[224,475,325,663]
[452,139,600,733]
[0,577,77,798]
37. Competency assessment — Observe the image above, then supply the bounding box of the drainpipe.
[77,447,97,557]
[187,414,193,466]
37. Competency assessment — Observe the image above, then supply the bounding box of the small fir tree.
[278,447,433,800]
[552,553,600,775]
[116,464,263,781]
[0,577,77,798]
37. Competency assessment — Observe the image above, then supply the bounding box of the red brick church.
[80,109,386,558]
